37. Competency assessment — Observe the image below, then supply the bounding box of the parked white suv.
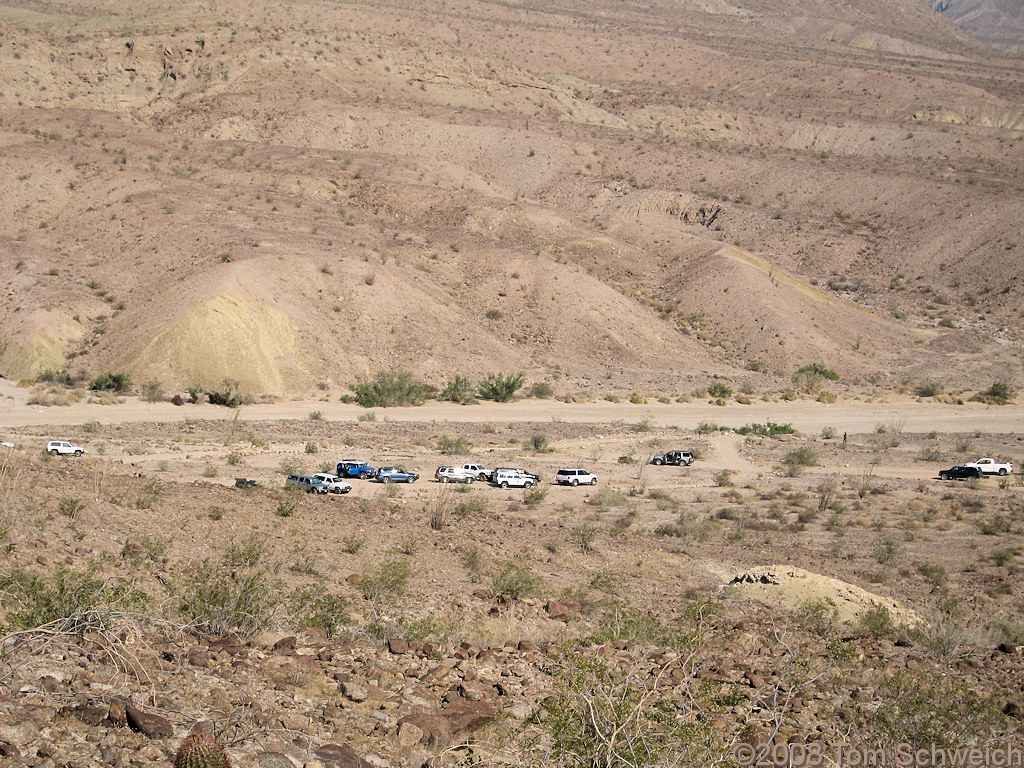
[435,466,475,483]
[494,469,536,489]
[47,440,84,456]
[311,473,353,494]
[556,468,597,486]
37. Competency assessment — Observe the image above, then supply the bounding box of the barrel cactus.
[173,733,231,768]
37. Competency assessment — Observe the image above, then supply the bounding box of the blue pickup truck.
[336,460,377,479]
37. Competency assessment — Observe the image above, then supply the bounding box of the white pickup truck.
[964,457,1013,476]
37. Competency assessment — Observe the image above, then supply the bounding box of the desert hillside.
[0,0,1022,398]
[925,0,1024,52]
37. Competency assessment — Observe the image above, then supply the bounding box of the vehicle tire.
[653,459,663,465]
[501,481,509,489]
[467,477,474,484]
[571,478,579,486]
[524,481,533,488]
[359,471,369,479]
[74,450,83,456]
[590,477,597,485]
[999,468,1008,476]
[441,476,449,483]
[49,449,59,455]
[381,476,391,484]
[939,473,948,480]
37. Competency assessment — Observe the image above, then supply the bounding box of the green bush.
[438,434,470,454]
[89,372,131,392]
[478,372,525,402]
[351,370,435,407]
[178,558,277,637]
[360,554,412,604]
[528,381,554,399]
[490,561,542,599]
[915,380,942,397]
[707,382,733,398]
[207,380,246,407]
[537,650,723,767]
[525,432,549,452]
[794,363,839,380]
[289,587,350,638]
[438,375,477,404]
[970,380,1015,405]
[0,565,149,631]
[140,380,164,402]
[736,420,795,436]
[783,446,818,475]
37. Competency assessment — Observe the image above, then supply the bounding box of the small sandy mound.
[725,565,919,626]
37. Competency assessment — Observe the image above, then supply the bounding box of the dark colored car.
[376,467,419,483]
[234,478,258,488]
[938,465,983,481]
[336,460,377,479]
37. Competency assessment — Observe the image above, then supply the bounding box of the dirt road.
[1,378,1020,434]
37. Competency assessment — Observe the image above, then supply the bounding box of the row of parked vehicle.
[282,459,603,494]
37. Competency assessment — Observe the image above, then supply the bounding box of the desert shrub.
[857,670,1007,750]
[536,649,723,768]
[342,535,366,554]
[438,375,477,404]
[89,372,131,392]
[351,370,435,407]
[916,562,947,587]
[224,533,269,568]
[970,380,1015,405]
[140,380,164,402]
[736,420,795,436]
[707,382,733,398]
[178,558,277,637]
[873,536,900,565]
[437,433,470,454]
[276,494,300,517]
[207,380,246,407]
[490,561,542,599]
[783,446,818,475]
[857,603,897,638]
[909,613,991,662]
[528,381,554,399]
[308,410,323,421]
[572,523,597,553]
[485,308,503,320]
[304,441,318,454]
[359,554,412,604]
[915,380,942,397]
[713,469,733,487]
[523,485,547,506]
[478,372,525,402]
[978,514,1009,535]
[289,587,349,638]
[524,432,549,452]
[0,565,149,631]
[795,597,839,635]
[820,426,837,439]
[919,444,943,462]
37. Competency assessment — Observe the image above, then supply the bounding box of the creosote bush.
[490,561,542,599]
[478,372,525,402]
[351,370,435,407]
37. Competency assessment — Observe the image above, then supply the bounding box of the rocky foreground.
[2,594,1022,767]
